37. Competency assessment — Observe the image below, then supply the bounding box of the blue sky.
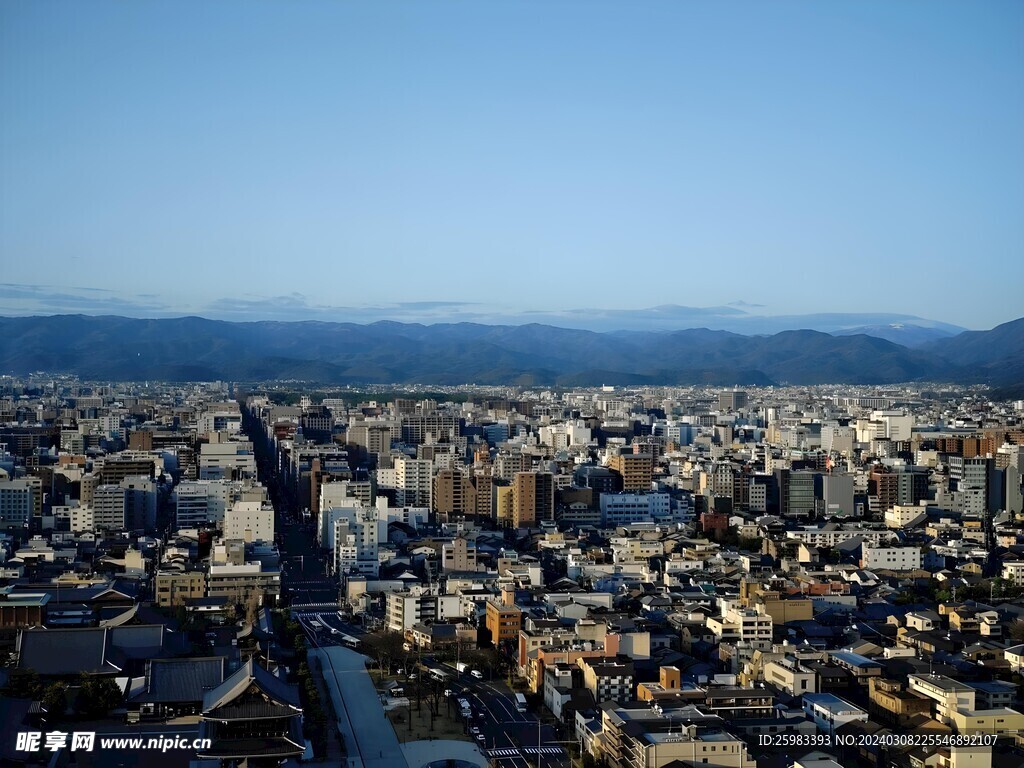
[1,0,1022,330]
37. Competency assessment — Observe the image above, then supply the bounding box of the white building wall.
[224,500,274,542]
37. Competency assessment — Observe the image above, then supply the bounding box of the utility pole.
[537,715,542,768]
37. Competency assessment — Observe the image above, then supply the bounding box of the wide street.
[292,611,572,768]
[416,660,570,768]
[251,404,571,767]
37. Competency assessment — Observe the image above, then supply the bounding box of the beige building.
[595,706,756,768]
[764,658,817,696]
[637,666,687,702]
[441,536,478,572]
[908,674,977,725]
[607,452,654,492]
[739,580,814,625]
[629,729,756,768]
[206,562,279,606]
[485,595,521,646]
[578,656,634,706]
[495,485,514,527]
[224,500,274,543]
[707,606,773,646]
[155,569,207,607]
[432,469,476,522]
[868,677,932,727]
[513,471,554,527]
[949,708,1024,736]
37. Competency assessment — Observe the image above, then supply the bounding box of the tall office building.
[719,390,749,411]
[224,500,275,543]
[93,484,127,530]
[122,475,157,531]
[433,468,476,522]
[960,457,995,517]
[333,505,382,576]
[393,456,433,508]
[607,452,654,493]
[0,478,34,530]
[512,471,554,527]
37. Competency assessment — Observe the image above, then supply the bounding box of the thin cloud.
[0,283,171,314]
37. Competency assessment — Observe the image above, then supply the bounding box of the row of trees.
[4,670,122,720]
[281,619,330,759]
[360,629,513,683]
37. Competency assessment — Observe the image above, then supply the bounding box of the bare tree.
[244,589,262,626]
[1009,618,1024,642]
[363,630,405,675]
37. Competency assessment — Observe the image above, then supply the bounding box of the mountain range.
[0,314,1021,387]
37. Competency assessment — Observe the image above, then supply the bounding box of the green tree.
[173,604,188,627]
[42,682,69,719]
[738,536,764,552]
[3,669,44,700]
[77,675,123,718]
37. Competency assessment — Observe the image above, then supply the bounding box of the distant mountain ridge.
[0,314,1019,386]
[378,304,969,338]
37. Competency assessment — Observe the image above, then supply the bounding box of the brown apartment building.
[513,471,554,527]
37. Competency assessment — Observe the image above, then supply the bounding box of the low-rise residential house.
[803,692,869,734]
[867,677,933,727]
[578,655,634,706]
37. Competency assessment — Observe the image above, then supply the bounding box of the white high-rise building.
[173,479,263,528]
[93,484,127,530]
[224,500,274,543]
[199,440,257,481]
[319,497,362,549]
[332,503,383,576]
[822,424,855,455]
[388,456,433,507]
[871,410,913,442]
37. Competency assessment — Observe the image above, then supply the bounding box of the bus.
[430,668,448,682]
[514,693,527,712]
[339,634,360,649]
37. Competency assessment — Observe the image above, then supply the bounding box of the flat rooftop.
[803,693,864,713]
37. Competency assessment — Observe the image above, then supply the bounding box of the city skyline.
[2,1,1023,330]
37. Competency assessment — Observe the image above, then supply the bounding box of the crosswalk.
[290,603,340,614]
[487,746,565,758]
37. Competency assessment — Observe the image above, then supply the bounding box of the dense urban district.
[2,378,1024,768]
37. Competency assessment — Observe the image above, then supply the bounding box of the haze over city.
[2,1,1023,329]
